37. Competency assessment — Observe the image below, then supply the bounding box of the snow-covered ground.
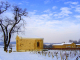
[0,46,80,60]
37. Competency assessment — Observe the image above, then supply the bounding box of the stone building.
[16,35,43,52]
[52,42,80,48]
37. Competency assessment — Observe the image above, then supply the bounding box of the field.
[0,46,80,60]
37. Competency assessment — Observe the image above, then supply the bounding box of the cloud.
[18,3,22,5]
[2,10,80,43]
[75,7,80,13]
[1,0,80,43]
[43,9,53,16]
[28,10,52,21]
[65,1,78,5]
[22,1,29,5]
[28,10,37,16]
[54,7,72,18]
[0,11,14,19]
[64,2,80,13]
[44,20,62,28]
[44,0,54,4]
[23,22,80,43]
[44,0,50,4]
[74,15,80,18]
[17,1,29,5]
[52,6,57,10]
[0,0,5,2]
[24,11,77,30]
[65,2,80,13]
[64,1,79,9]
[44,9,51,13]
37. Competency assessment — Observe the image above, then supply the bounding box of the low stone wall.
[44,48,80,50]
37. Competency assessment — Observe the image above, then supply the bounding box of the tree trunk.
[4,43,7,51]
[4,46,6,51]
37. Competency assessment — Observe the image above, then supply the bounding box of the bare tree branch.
[0,1,10,14]
[0,1,28,51]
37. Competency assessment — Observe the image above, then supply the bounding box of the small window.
[37,42,39,47]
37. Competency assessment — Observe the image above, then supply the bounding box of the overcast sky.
[1,0,80,43]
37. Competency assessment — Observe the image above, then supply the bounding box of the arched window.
[37,42,39,47]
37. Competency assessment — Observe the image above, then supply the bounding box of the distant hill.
[0,41,16,45]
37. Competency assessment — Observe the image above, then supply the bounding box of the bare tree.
[0,1,28,51]
[69,40,73,42]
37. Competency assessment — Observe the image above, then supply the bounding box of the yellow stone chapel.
[16,35,43,52]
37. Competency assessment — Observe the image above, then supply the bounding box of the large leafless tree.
[0,1,28,51]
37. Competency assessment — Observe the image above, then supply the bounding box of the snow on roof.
[52,42,73,45]
[63,42,73,45]
[17,34,43,39]
[76,44,80,45]
[52,43,63,45]
[19,37,43,39]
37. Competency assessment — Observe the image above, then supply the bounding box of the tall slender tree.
[0,1,28,51]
